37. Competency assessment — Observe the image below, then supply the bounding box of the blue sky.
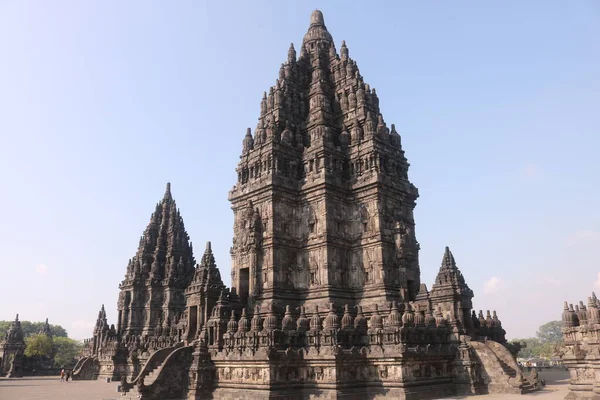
[0,1,598,340]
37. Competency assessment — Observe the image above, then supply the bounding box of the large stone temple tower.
[229,10,420,313]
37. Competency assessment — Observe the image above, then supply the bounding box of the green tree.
[513,338,541,358]
[0,321,10,339]
[532,342,556,358]
[515,320,565,359]
[24,334,53,357]
[53,337,83,368]
[536,320,563,344]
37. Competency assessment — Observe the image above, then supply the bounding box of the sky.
[0,1,598,341]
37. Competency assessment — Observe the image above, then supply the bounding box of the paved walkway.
[453,369,570,400]
[0,376,132,400]
[0,369,571,400]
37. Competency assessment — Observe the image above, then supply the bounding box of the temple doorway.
[187,306,198,341]
[239,267,250,304]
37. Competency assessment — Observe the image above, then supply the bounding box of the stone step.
[144,367,160,385]
[521,384,537,393]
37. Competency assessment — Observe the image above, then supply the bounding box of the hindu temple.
[73,10,541,399]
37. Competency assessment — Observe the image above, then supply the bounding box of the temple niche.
[73,10,541,400]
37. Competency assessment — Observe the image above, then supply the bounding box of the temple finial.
[310,9,325,25]
[442,246,456,269]
[303,10,332,48]
[288,43,296,62]
[341,40,349,59]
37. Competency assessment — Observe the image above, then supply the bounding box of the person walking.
[60,369,65,383]
[65,370,71,382]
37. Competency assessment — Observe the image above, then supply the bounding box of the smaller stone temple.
[561,293,600,399]
[39,318,53,339]
[0,314,26,377]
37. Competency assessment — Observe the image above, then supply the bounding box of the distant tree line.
[510,320,563,359]
[0,320,68,338]
[0,320,82,369]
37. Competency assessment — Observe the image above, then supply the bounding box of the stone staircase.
[496,358,536,393]
[468,339,542,395]
[498,357,519,381]
[142,365,160,386]
[477,340,541,394]
[71,356,99,380]
[122,344,182,393]
[133,345,194,400]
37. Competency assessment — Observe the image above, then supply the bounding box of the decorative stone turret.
[296,307,309,332]
[429,247,474,335]
[354,305,368,334]
[237,308,249,334]
[281,306,295,332]
[39,318,53,338]
[184,241,231,342]
[387,301,402,328]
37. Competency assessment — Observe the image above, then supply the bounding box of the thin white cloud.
[35,263,48,275]
[483,276,501,295]
[70,320,96,340]
[542,276,564,288]
[34,301,48,310]
[566,230,600,247]
[521,163,541,181]
[71,320,95,330]
[594,272,600,289]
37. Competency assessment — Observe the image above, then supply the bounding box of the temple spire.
[302,9,333,53]
[163,182,172,202]
[310,9,324,25]
[288,43,296,63]
[5,314,25,344]
[441,246,457,270]
[40,318,53,338]
[200,241,216,268]
[433,247,467,286]
[430,247,474,334]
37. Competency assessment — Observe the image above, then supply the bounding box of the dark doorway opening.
[187,306,198,342]
[406,279,416,301]
[239,267,250,304]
